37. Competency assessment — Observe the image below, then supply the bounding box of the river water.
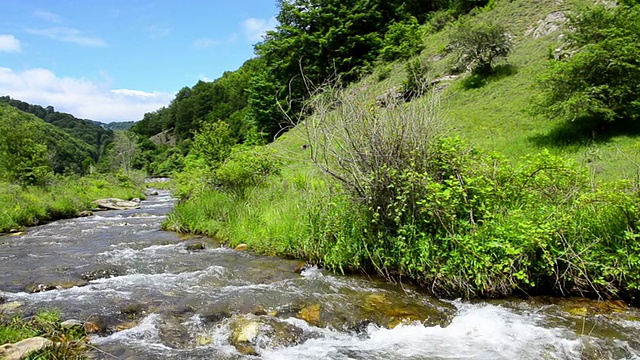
[1,190,640,359]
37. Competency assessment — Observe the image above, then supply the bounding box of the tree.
[448,18,513,75]
[0,106,53,186]
[108,131,139,172]
[535,3,640,125]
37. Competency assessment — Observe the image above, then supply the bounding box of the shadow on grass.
[529,116,640,149]
[460,63,518,90]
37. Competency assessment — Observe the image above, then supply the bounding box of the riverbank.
[0,173,146,233]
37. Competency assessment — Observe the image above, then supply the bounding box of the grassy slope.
[291,0,639,183]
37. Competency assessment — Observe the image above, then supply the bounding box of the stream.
[1,190,640,359]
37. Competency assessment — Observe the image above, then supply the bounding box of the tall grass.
[0,172,146,232]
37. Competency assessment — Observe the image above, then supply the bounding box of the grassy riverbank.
[164,0,640,303]
[0,172,146,233]
[0,308,88,359]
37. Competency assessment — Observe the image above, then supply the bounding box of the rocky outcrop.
[92,198,141,211]
[525,11,566,38]
[0,337,52,360]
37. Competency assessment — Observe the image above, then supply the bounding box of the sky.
[0,0,279,123]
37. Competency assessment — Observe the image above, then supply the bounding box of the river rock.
[0,337,53,360]
[80,264,123,281]
[297,304,322,326]
[26,278,88,293]
[77,210,93,217]
[234,243,248,251]
[185,243,205,251]
[0,301,24,314]
[228,314,304,355]
[92,198,141,210]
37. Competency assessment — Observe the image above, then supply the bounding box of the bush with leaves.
[535,3,640,125]
[448,18,512,75]
[379,17,425,62]
[402,58,432,100]
[215,146,282,196]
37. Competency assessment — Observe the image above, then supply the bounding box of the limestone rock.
[0,337,53,360]
[525,11,566,39]
[92,198,141,211]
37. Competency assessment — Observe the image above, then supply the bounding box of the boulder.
[0,337,53,360]
[92,198,141,211]
[228,314,304,355]
[0,301,24,314]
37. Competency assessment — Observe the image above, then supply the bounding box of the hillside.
[0,104,97,175]
[165,0,640,302]
[0,96,114,160]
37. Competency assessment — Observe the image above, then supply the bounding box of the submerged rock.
[80,265,123,281]
[26,278,88,293]
[185,243,205,251]
[93,198,141,211]
[0,337,53,360]
[228,314,304,355]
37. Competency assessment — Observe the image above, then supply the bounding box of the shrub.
[534,3,640,125]
[215,146,282,196]
[379,17,425,62]
[402,58,432,100]
[448,18,513,75]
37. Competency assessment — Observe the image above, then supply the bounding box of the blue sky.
[0,1,279,122]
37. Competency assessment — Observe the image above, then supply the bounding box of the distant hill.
[0,104,98,174]
[0,96,114,159]
[103,121,135,131]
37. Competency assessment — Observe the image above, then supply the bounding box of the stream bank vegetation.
[0,308,89,359]
[163,0,640,304]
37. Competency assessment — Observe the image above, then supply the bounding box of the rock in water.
[228,314,304,355]
[0,337,53,360]
[92,198,141,210]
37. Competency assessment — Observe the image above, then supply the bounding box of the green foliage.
[0,174,146,232]
[215,146,282,196]
[535,3,640,125]
[0,308,88,359]
[448,18,513,75]
[0,105,53,186]
[190,121,235,169]
[0,96,114,160]
[402,58,432,100]
[379,17,425,62]
[107,131,140,173]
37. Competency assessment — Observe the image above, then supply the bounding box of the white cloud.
[0,67,173,122]
[0,34,21,52]
[241,17,277,42]
[34,10,63,23]
[26,27,106,47]
[193,38,220,49]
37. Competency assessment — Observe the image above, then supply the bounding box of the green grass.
[1,309,88,359]
[0,173,146,232]
[166,0,640,301]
